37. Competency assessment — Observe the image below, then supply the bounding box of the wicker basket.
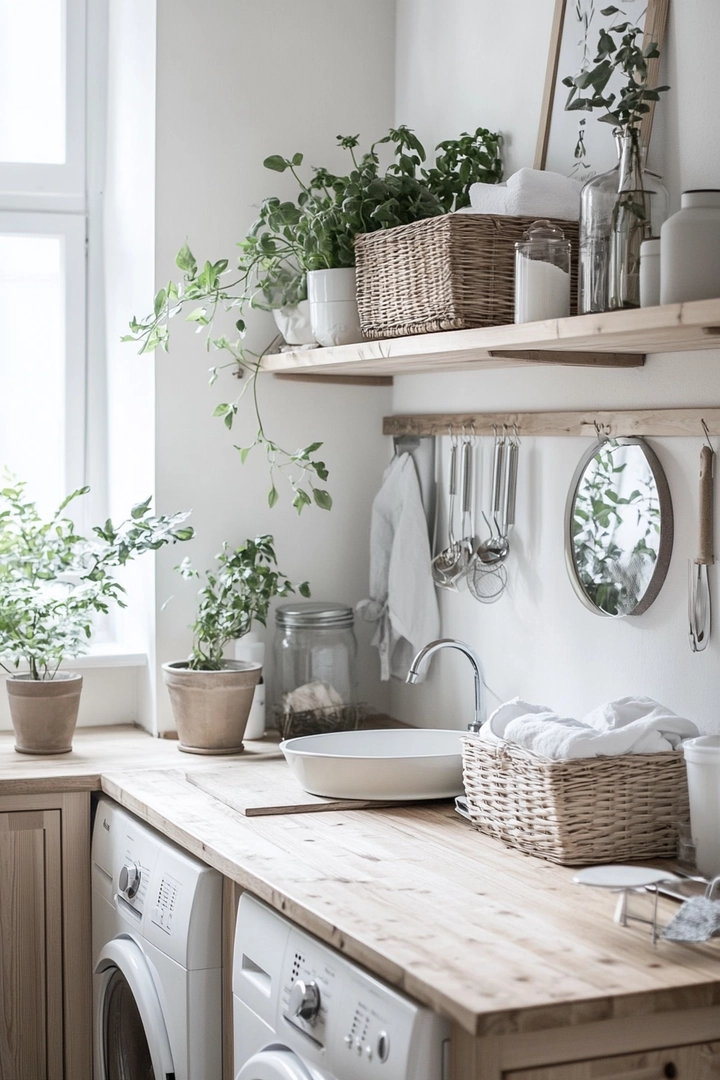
[354,213,580,339]
[462,735,689,866]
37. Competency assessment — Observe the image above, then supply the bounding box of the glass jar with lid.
[272,601,362,739]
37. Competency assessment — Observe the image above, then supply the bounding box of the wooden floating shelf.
[261,298,720,381]
[384,407,720,440]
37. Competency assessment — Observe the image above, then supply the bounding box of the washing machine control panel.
[282,945,337,1047]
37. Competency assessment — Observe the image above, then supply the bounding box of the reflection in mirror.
[565,438,673,618]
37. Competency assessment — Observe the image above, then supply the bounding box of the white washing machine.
[92,796,223,1080]
[233,893,450,1080]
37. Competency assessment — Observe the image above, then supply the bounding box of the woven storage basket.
[462,735,689,866]
[355,213,580,339]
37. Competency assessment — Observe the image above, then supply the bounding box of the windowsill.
[60,645,148,669]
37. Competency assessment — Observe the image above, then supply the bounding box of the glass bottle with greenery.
[563,7,669,309]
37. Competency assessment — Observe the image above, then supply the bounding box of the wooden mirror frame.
[564,436,674,617]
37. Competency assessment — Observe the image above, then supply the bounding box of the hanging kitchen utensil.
[432,433,462,590]
[689,440,714,652]
[458,432,476,572]
[469,431,509,603]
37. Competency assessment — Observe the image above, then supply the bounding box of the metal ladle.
[432,435,463,589]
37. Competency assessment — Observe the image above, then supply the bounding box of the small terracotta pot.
[7,673,83,755]
[162,660,261,755]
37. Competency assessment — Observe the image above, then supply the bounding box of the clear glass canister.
[514,220,571,323]
[273,601,361,739]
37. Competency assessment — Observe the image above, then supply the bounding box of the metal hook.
[702,418,713,450]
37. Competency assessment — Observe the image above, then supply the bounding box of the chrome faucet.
[406,638,485,732]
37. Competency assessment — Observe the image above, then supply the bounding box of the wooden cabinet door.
[0,809,63,1080]
[505,1042,720,1079]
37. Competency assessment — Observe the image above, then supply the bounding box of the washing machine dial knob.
[288,979,321,1021]
[119,862,141,899]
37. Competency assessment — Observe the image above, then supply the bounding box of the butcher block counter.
[2,725,720,1080]
[102,759,720,1080]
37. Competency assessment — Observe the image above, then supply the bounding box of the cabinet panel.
[506,1041,720,1080]
[0,809,63,1080]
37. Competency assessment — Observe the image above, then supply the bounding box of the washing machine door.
[95,937,174,1080]
[236,1048,321,1080]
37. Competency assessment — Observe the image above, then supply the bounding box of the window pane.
[0,233,65,513]
[0,0,65,164]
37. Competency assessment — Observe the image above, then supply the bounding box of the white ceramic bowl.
[280,728,465,800]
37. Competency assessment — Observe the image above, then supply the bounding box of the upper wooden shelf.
[262,298,720,381]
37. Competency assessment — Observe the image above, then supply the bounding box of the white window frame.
[0,0,87,210]
[0,211,87,494]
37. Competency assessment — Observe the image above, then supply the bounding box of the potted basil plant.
[0,480,193,754]
[164,535,309,754]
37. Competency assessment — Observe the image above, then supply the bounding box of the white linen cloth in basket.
[357,453,439,681]
[456,168,582,221]
[479,696,699,759]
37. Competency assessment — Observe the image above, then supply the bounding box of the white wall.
[392,0,720,733]
[151,0,397,732]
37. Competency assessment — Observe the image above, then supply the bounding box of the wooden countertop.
[101,763,720,1039]
[0,724,261,793]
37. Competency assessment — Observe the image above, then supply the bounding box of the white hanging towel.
[357,453,440,680]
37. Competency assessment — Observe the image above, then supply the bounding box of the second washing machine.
[233,892,450,1080]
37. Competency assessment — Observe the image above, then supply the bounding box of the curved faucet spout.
[406,638,485,732]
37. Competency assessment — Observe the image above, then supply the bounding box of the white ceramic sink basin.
[280,728,465,801]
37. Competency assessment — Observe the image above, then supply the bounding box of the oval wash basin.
[280,728,464,800]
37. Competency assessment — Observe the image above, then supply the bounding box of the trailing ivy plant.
[0,480,193,680]
[125,125,502,512]
[177,534,310,671]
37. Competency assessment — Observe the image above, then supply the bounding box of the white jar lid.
[640,238,661,255]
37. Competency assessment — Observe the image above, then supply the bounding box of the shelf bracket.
[273,373,393,386]
[487,350,645,367]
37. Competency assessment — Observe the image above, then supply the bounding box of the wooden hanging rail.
[384,408,720,439]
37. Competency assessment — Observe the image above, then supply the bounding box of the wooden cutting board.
[184,759,417,816]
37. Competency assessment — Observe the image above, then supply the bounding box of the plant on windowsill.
[125,125,502,513]
[563,6,670,309]
[162,535,309,754]
[0,479,193,755]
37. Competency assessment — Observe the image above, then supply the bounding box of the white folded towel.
[479,696,699,759]
[357,453,440,681]
[459,168,582,221]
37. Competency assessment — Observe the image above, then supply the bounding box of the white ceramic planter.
[660,190,720,304]
[271,300,316,346]
[306,268,363,347]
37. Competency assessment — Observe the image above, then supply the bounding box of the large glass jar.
[272,602,361,739]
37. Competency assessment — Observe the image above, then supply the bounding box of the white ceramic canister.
[306,267,363,347]
[683,735,720,878]
[639,238,661,307]
[660,190,720,305]
[232,632,265,739]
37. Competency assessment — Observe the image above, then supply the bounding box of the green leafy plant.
[572,442,660,615]
[562,6,670,307]
[177,534,309,671]
[562,6,668,132]
[125,125,502,511]
[0,480,193,680]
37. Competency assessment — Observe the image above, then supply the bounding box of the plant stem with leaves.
[178,535,310,671]
[125,125,502,509]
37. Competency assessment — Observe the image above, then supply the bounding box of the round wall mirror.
[565,437,673,618]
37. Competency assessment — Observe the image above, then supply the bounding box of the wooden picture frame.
[534,0,670,179]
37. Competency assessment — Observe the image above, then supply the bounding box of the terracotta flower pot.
[162,660,262,755]
[7,672,83,755]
